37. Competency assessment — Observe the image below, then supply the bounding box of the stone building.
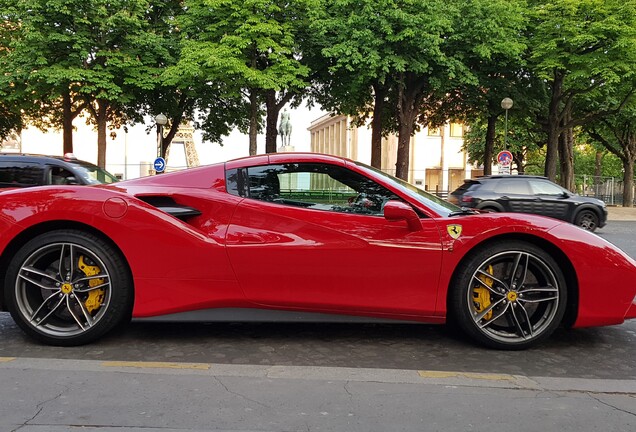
[308,114,483,194]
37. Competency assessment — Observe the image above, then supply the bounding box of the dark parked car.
[448,175,607,231]
[0,153,118,188]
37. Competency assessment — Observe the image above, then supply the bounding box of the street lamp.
[501,98,513,150]
[155,113,168,159]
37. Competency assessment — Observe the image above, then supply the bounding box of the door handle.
[227,232,266,244]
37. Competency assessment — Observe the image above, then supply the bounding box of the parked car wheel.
[450,240,567,350]
[574,209,599,231]
[5,230,133,346]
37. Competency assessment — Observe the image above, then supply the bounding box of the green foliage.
[170,0,316,144]
[573,144,623,178]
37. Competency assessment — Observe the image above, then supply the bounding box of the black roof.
[473,174,549,180]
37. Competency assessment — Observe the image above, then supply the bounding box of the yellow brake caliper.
[473,265,494,320]
[78,256,105,313]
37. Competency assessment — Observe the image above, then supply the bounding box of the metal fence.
[575,175,635,206]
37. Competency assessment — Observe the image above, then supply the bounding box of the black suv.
[0,153,119,188]
[448,175,607,231]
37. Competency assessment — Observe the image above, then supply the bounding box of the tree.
[176,0,315,155]
[585,102,636,206]
[0,0,179,167]
[0,0,87,152]
[314,0,528,179]
[527,0,636,187]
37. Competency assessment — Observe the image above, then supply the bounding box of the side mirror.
[383,200,423,231]
[65,176,79,185]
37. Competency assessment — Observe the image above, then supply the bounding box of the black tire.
[574,209,599,231]
[4,229,133,346]
[480,206,500,212]
[449,240,567,350]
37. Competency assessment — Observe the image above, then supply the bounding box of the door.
[491,178,537,212]
[528,179,571,220]
[225,162,444,316]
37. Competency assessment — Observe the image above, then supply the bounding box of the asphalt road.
[1,221,635,431]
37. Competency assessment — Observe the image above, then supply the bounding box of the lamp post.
[155,113,168,159]
[501,98,513,150]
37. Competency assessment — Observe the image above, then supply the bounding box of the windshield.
[354,162,460,216]
[68,161,119,184]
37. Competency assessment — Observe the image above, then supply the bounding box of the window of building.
[450,123,464,137]
[448,169,466,194]
[427,127,441,136]
[425,168,442,194]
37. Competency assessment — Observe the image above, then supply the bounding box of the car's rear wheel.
[5,230,133,346]
[574,209,599,231]
[450,240,567,350]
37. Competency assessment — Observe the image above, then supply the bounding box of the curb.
[1,357,634,395]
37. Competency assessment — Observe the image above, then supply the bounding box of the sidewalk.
[607,206,636,221]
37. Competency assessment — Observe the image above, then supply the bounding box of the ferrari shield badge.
[447,224,462,239]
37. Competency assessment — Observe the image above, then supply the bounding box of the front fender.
[0,186,244,317]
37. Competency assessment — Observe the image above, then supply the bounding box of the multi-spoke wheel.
[575,209,599,231]
[5,230,133,346]
[450,241,567,350]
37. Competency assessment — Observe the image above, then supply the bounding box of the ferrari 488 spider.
[0,153,635,349]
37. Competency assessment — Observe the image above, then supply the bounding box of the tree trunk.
[623,158,634,207]
[249,90,258,155]
[96,100,108,169]
[484,115,496,175]
[558,129,574,191]
[395,76,422,180]
[162,120,180,158]
[545,73,563,182]
[594,150,603,178]
[513,150,525,174]
[558,105,575,191]
[62,90,74,154]
[396,121,413,180]
[370,83,385,169]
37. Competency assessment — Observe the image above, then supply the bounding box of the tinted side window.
[493,179,531,195]
[245,163,399,216]
[226,168,249,197]
[0,161,44,187]
[529,180,565,195]
[49,166,78,185]
[452,180,480,194]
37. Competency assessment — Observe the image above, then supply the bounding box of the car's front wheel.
[450,240,567,350]
[5,230,133,346]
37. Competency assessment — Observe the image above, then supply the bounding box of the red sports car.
[0,153,635,349]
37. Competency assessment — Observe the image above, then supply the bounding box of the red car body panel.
[0,153,635,330]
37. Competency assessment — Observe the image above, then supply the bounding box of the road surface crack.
[588,393,636,417]
[11,384,70,432]
[214,376,271,409]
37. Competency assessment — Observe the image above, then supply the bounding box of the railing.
[575,175,636,206]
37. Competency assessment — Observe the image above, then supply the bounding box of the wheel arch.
[571,204,602,224]
[476,202,504,212]
[446,233,579,328]
[0,220,134,312]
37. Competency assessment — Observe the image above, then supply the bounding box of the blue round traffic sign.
[154,157,166,173]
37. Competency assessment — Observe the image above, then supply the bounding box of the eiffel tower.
[164,121,200,168]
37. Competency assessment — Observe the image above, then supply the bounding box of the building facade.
[308,114,483,195]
